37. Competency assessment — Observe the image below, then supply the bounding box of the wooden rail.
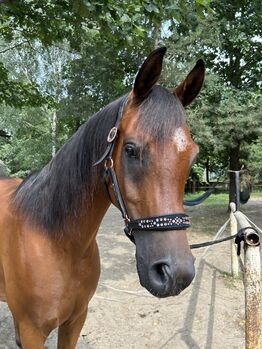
[230,203,261,349]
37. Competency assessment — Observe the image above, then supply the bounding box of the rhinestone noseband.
[126,214,190,231]
[94,95,190,243]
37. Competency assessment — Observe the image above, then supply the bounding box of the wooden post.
[234,211,261,349]
[235,171,240,211]
[244,242,261,349]
[229,203,239,277]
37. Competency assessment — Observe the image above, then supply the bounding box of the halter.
[94,95,190,243]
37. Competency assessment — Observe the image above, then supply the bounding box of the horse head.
[106,48,204,297]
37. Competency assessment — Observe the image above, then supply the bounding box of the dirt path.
[0,199,261,348]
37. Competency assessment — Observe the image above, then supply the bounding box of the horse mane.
[12,86,185,237]
[12,95,125,235]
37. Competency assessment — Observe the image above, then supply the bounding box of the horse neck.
[84,184,110,236]
[67,180,111,252]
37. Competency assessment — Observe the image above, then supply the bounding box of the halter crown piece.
[94,95,190,243]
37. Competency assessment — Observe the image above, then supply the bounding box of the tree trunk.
[51,111,57,158]
[229,144,241,204]
[152,21,161,49]
[192,176,196,194]
[206,158,210,183]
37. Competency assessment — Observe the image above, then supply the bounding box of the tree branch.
[0,41,28,54]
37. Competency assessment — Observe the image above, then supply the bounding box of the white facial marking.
[173,127,188,152]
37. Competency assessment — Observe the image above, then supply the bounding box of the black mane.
[12,86,185,236]
[13,95,125,235]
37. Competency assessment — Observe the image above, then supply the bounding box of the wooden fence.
[229,202,261,349]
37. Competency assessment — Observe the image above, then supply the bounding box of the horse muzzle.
[133,230,195,298]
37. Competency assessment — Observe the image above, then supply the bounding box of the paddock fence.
[200,201,261,349]
[230,202,261,349]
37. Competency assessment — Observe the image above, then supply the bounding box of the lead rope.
[190,226,259,255]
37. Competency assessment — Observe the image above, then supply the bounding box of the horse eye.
[124,144,139,159]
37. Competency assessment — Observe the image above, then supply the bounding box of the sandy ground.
[0,199,261,349]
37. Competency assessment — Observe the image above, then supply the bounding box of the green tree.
[165,0,262,200]
[0,105,53,176]
[0,0,211,107]
[0,0,212,176]
[0,40,72,174]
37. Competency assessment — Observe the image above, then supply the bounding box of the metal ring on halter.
[124,214,130,223]
[104,158,114,169]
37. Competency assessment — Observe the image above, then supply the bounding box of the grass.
[185,191,228,208]
[251,189,262,198]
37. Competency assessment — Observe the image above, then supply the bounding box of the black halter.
[94,95,190,243]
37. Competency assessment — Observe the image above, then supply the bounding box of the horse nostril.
[149,261,172,288]
[147,259,195,297]
[155,263,169,283]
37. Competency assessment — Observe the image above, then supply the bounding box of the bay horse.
[0,47,204,348]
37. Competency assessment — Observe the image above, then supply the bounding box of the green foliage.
[165,0,262,182]
[0,159,9,176]
[209,0,261,89]
[191,162,205,182]
[0,1,80,44]
[0,0,211,109]
[167,0,261,88]
[0,106,53,176]
[0,61,50,107]
[1,0,260,182]
[186,75,262,180]
[188,76,261,156]
[248,140,262,180]
[60,32,152,125]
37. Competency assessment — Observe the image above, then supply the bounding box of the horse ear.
[174,59,205,107]
[133,47,167,99]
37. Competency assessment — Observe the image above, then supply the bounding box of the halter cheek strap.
[93,95,128,167]
[93,95,190,243]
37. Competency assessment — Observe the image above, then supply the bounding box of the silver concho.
[107,127,118,143]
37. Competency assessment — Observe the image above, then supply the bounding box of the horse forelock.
[137,85,186,142]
